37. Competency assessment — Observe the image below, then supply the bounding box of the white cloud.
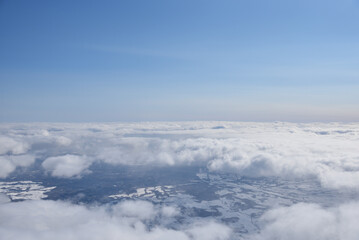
[42,155,92,178]
[0,194,10,204]
[1,122,359,189]
[161,205,180,217]
[54,136,72,146]
[0,199,231,240]
[8,154,36,167]
[318,168,359,189]
[1,122,358,239]
[0,155,35,178]
[113,200,156,220]
[251,202,359,240]
[0,137,29,155]
[186,221,232,240]
[0,157,15,178]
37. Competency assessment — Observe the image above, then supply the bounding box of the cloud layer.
[251,201,359,240]
[0,198,231,240]
[0,122,358,189]
[1,195,358,240]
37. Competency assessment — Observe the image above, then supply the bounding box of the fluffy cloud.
[251,202,359,240]
[42,155,92,178]
[0,136,29,155]
[1,122,359,189]
[0,155,35,178]
[1,197,357,240]
[0,157,15,178]
[0,199,231,240]
[113,200,157,220]
[1,122,358,239]
[186,221,232,240]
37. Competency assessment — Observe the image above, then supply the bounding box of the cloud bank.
[0,198,231,240]
[0,195,358,240]
[251,201,359,240]
[0,122,358,189]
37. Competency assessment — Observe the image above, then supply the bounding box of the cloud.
[42,155,92,178]
[1,122,358,239]
[251,202,359,240]
[113,200,156,220]
[318,168,359,189]
[8,154,36,167]
[0,194,10,204]
[1,122,359,189]
[186,221,232,240]
[0,155,35,178]
[161,205,180,217]
[0,137,29,155]
[0,199,231,240]
[0,157,15,178]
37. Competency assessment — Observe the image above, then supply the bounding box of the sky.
[0,0,358,122]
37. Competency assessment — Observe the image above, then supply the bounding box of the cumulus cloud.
[1,122,358,239]
[0,155,35,178]
[113,200,157,220]
[0,136,29,155]
[186,221,232,240]
[42,155,92,178]
[0,157,15,178]
[1,122,359,189]
[0,199,231,240]
[251,202,359,240]
[161,205,180,217]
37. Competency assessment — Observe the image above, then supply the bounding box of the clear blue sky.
[1,0,358,122]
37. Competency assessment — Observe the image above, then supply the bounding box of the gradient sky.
[1,0,358,122]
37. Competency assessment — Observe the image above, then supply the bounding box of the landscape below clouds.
[1,122,359,239]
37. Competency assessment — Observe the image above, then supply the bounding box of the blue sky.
[0,0,358,122]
